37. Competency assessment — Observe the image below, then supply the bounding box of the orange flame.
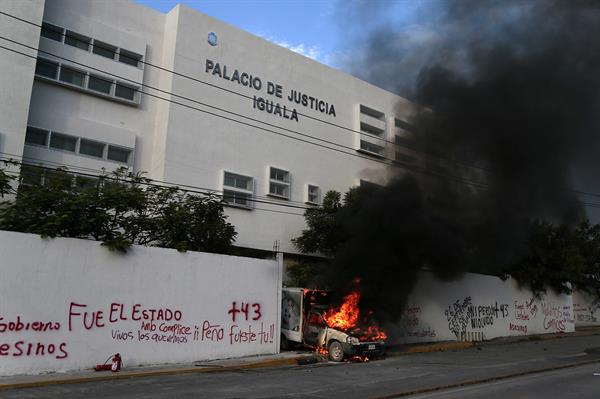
[323,289,387,342]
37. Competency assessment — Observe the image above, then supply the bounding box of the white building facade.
[0,0,419,255]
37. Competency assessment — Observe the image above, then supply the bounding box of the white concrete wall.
[393,271,575,344]
[5,0,418,256]
[0,0,44,161]
[573,290,600,327]
[0,230,282,376]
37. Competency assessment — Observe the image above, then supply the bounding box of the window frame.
[64,30,91,51]
[358,140,385,157]
[79,138,106,159]
[268,167,291,200]
[34,57,140,105]
[306,184,320,205]
[48,132,78,153]
[106,145,132,164]
[40,22,64,42]
[222,171,254,210]
[58,65,87,88]
[24,126,49,147]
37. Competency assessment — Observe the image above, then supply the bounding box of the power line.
[0,39,494,191]
[0,9,494,175]
[0,24,598,202]
[0,156,308,216]
[5,10,599,204]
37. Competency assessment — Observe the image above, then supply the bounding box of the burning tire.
[328,341,344,362]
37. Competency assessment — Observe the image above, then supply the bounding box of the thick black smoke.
[323,0,600,322]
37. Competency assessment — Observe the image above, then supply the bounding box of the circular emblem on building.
[207,32,218,46]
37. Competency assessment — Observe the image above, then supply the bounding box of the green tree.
[0,164,237,254]
[292,190,342,256]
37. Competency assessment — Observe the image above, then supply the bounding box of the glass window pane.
[35,59,58,79]
[59,67,86,87]
[49,133,77,152]
[92,41,117,59]
[41,22,63,42]
[270,168,289,182]
[118,50,141,67]
[25,127,48,146]
[79,139,104,158]
[115,84,136,101]
[269,182,289,198]
[64,31,90,50]
[107,146,131,163]
[88,75,112,94]
[223,190,252,208]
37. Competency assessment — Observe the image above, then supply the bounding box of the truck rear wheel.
[328,341,344,362]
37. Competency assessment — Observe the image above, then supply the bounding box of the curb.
[388,327,600,356]
[0,355,314,392]
[371,358,600,398]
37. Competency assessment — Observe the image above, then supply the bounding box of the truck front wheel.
[328,341,344,362]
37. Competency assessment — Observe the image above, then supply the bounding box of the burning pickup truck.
[281,287,386,362]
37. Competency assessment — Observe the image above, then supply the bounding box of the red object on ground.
[94,354,122,372]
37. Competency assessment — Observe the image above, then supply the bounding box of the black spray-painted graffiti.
[444,297,509,339]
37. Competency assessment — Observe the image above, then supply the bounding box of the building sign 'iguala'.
[205,59,336,122]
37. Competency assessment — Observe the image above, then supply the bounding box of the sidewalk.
[0,351,319,391]
[387,325,600,355]
[2,326,599,391]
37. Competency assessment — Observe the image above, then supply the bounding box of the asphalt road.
[408,362,600,399]
[3,335,600,399]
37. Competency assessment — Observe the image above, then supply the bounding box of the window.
[268,167,290,199]
[79,139,105,158]
[115,84,136,101]
[223,172,253,209]
[307,185,320,204]
[395,152,417,166]
[118,50,142,67]
[107,146,131,163]
[360,105,384,120]
[35,59,58,79]
[92,40,117,59]
[59,66,86,87]
[359,140,384,156]
[88,75,112,94]
[25,127,49,146]
[40,22,63,42]
[395,134,417,150]
[395,118,416,132]
[360,122,384,136]
[64,30,91,51]
[49,132,77,152]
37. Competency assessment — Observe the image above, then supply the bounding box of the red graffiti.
[69,302,183,331]
[0,341,68,359]
[228,322,274,345]
[0,316,60,333]
[509,323,528,334]
[199,321,224,341]
[227,302,262,322]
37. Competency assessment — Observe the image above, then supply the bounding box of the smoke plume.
[323,0,600,322]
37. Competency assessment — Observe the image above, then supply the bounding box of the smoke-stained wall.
[573,290,600,328]
[393,271,574,344]
[0,230,282,376]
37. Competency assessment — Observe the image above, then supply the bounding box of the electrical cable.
[0,9,494,174]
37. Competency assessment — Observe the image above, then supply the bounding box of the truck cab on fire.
[281,288,386,362]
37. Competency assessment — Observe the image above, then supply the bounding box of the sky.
[135,0,341,66]
[134,0,426,70]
